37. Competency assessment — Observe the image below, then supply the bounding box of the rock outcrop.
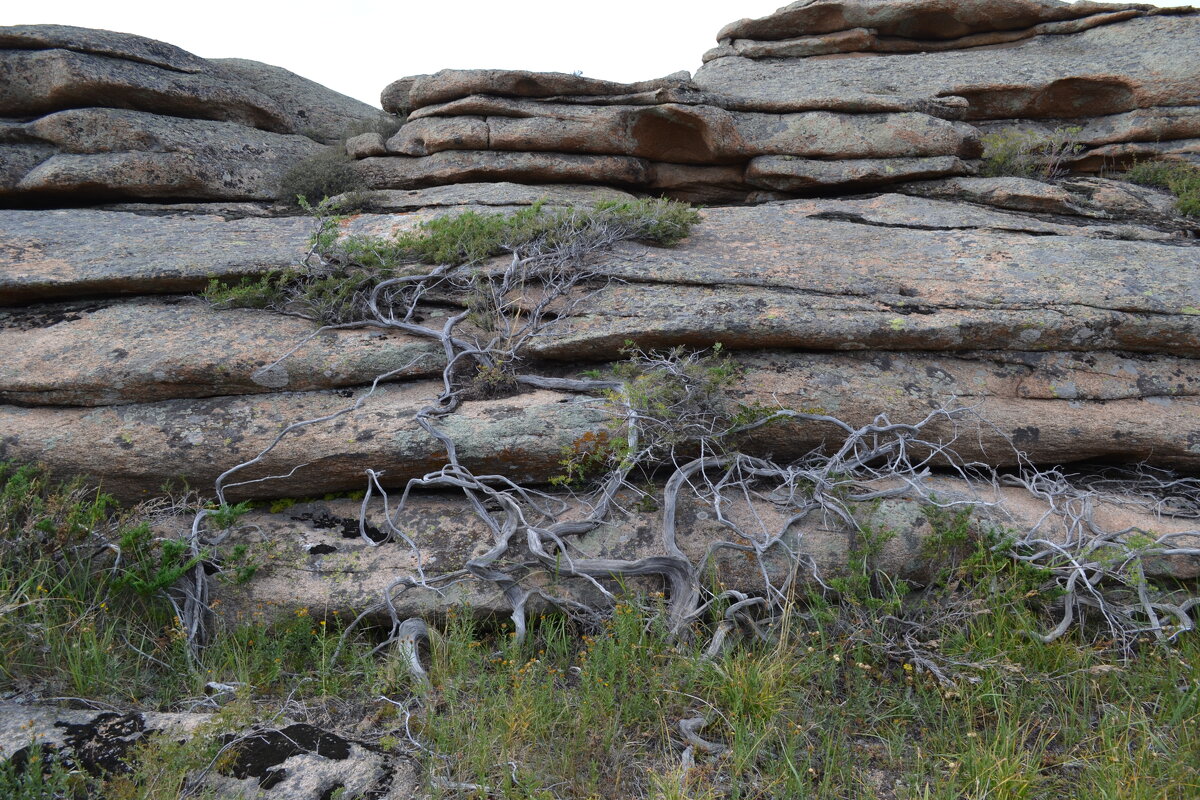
[697,0,1200,175]
[0,25,388,203]
[2,7,1200,795]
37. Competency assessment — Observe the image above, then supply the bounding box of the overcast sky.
[7,1,1196,108]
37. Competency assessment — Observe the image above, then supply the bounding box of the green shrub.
[980,126,1083,180]
[206,198,702,324]
[1124,160,1200,217]
[277,146,365,206]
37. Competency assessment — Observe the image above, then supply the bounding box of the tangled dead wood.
[181,200,1200,688]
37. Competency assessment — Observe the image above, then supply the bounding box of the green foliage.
[204,198,702,325]
[553,343,742,487]
[0,745,84,800]
[415,588,1200,799]
[0,462,115,558]
[202,272,283,310]
[277,146,365,206]
[980,126,1083,180]
[111,524,201,597]
[1124,160,1200,217]
[207,500,254,530]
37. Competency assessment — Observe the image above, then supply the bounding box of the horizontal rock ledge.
[0,47,289,131]
[2,350,1196,503]
[706,10,1151,62]
[715,0,1157,44]
[201,476,1200,624]
[0,296,445,406]
[695,15,1200,121]
[384,104,979,163]
[0,209,313,305]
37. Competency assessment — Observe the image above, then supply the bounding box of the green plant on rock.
[980,125,1083,180]
[204,197,702,326]
[277,146,365,206]
[1124,159,1200,217]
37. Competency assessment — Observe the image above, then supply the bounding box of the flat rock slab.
[403,68,690,112]
[331,182,637,212]
[0,209,312,304]
[696,14,1200,120]
[385,102,978,163]
[745,155,969,190]
[204,477,1200,622]
[0,296,444,405]
[548,195,1200,355]
[899,175,1189,225]
[355,150,654,191]
[2,349,1196,503]
[0,385,611,502]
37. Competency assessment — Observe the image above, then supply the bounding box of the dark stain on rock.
[50,712,151,776]
[293,511,386,544]
[220,724,352,788]
[1012,426,1041,447]
[0,302,102,331]
[109,348,129,360]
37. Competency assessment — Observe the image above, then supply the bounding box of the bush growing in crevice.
[205,197,702,325]
[979,126,1083,180]
[276,146,365,207]
[1124,159,1200,217]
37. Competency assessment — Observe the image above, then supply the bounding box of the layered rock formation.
[698,0,1200,174]
[345,0,1200,201]
[2,3,1199,791]
[0,25,389,203]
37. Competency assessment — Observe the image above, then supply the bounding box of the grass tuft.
[1124,160,1200,217]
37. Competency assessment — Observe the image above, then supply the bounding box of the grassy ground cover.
[1,463,1197,799]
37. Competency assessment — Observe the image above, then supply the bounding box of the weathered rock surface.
[213,58,390,144]
[0,703,418,800]
[745,155,970,190]
[696,13,1200,121]
[0,25,391,206]
[0,385,613,502]
[0,296,444,405]
[6,107,323,202]
[387,102,978,163]
[332,181,637,212]
[899,175,1195,230]
[716,0,1156,44]
[0,48,289,130]
[0,24,213,73]
[355,150,654,191]
[2,347,1196,502]
[0,209,312,304]
[403,68,693,112]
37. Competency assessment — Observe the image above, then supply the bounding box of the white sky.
[7,1,1196,108]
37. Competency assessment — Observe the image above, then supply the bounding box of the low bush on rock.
[980,126,1082,181]
[205,197,702,324]
[1125,160,1200,217]
[276,146,365,206]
